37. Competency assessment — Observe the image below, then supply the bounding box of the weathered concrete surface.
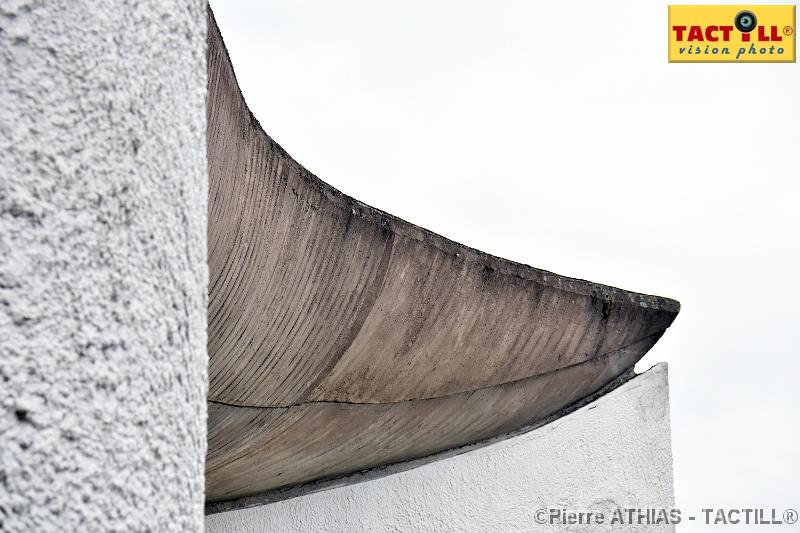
[0,1,208,531]
[206,10,679,503]
[207,364,675,532]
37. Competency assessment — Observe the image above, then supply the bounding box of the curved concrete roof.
[206,9,679,504]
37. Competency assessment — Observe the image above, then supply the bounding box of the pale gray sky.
[212,1,799,529]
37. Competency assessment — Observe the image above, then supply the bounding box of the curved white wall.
[0,1,208,530]
[207,364,674,533]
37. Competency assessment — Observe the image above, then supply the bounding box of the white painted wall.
[0,1,208,531]
[206,364,675,533]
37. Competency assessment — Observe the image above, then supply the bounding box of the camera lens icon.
[735,10,757,33]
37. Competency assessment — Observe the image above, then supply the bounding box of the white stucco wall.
[206,364,674,533]
[0,1,208,531]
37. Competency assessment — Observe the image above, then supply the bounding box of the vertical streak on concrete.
[0,1,208,531]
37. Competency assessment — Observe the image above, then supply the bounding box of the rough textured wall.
[207,364,675,533]
[0,1,208,531]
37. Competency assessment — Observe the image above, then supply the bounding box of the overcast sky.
[212,2,799,529]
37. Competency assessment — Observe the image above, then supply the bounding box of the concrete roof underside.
[205,9,680,505]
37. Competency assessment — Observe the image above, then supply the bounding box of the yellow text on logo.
[668,5,796,62]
